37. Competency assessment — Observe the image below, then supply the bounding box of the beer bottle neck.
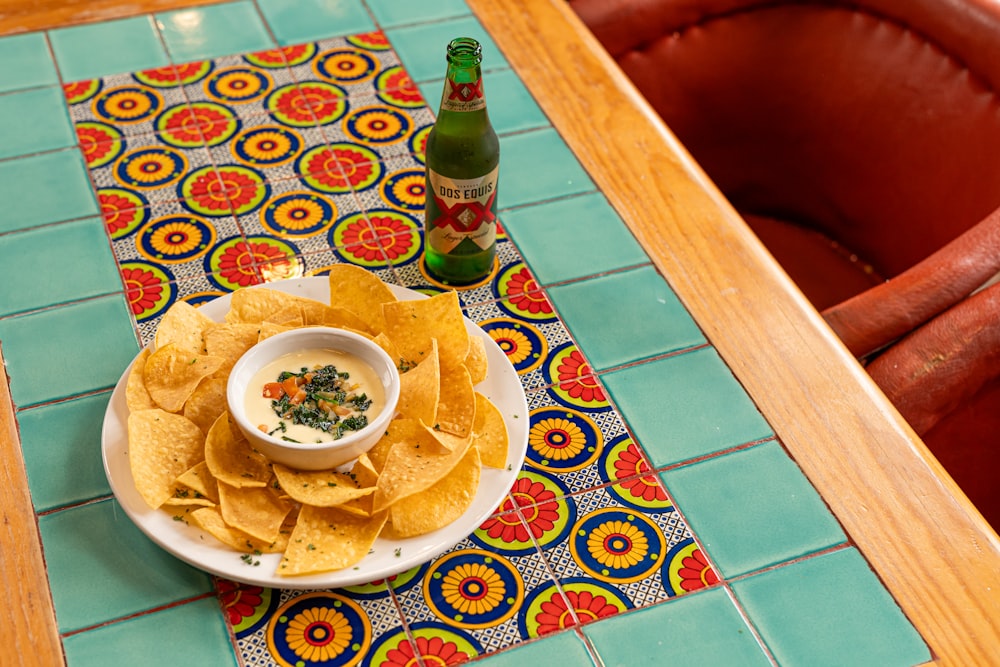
[438,67,488,116]
[436,38,489,120]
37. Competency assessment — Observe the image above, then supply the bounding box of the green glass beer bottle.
[423,37,500,285]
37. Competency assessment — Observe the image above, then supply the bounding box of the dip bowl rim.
[226,326,401,470]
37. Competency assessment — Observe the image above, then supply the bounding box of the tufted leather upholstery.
[569,0,1000,526]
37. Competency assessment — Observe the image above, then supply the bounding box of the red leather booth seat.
[569,0,1000,526]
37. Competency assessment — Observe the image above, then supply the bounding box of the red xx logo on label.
[448,78,484,102]
[430,193,497,232]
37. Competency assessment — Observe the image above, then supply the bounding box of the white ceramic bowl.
[227,327,400,470]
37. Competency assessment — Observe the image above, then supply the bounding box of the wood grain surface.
[0,344,63,667]
[0,0,224,35]
[464,1,1000,665]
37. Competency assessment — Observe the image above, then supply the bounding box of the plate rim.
[101,276,529,589]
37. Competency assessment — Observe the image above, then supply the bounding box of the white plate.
[101,277,529,589]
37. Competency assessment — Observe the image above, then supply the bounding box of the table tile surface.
[49,16,170,82]
[0,1,930,666]
[0,32,60,91]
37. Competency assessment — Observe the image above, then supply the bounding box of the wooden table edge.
[0,0,227,35]
[467,0,1000,665]
[1,344,64,666]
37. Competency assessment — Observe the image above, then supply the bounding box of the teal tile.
[501,192,649,285]
[257,0,374,44]
[0,87,77,159]
[602,347,773,466]
[475,631,597,666]
[483,68,549,134]
[0,150,100,233]
[417,80,442,114]
[661,441,846,577]
[50,16,168,82]
[584,588,772,666]
[502,194,648,284]
[386,15,508,83]
[0,296,139,408]
[19,392,113,512]
[732,548,930,667]
[0,217,122,317]
[367,0,471,28]
[39,499,215,633]
[498,128,595,209]
[0,33,59,92]
[157,1,274,63]
[62,597,238,666]
[548,266,704,370]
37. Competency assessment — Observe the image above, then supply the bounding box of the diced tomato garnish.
[262,382,284,399]
[281,376,300,397]
[290,389,307,405]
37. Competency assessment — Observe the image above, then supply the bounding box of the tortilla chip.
[382,290,469,369]
[351,453,380,487]
[163,487,215,506]
[465,335,488,385]
[436,363,475,439]
[332,454,380,517]
[176,460,220,503]
[279,506,387,576]
[371,332,400,365]
[190,506,288,553]
[473,392,509,468]
[272,463,376,507]
[264,304,305,327]
[204,412,272,488]
[327,263,397,332]
[204,322,261,373]
[298,300,373,333]
[154,300,213,354]
[143,343,224,413]
[322,488,375,518]
[127,409,206,509]
[227,287,313,324]
[258,321,295,341]
[372,419,470,512]
[390,445,481,537]
[125,348,156,412]
[424,421,472,453]
[183,376,227,435]
[397,338,439,425]
[161,504,201,524]
[218,481,292,543]
[365,421,404,473]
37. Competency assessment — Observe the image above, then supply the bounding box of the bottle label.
[440,77,486,112]
[426,165,499,253]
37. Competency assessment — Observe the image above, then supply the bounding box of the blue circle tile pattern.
[422,549,524,630]
[570,508,669,584]
[137,214,216,263]
[265,592,371,667]
[231,125,303,167]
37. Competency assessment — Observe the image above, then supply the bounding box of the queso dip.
[245,348,385,443]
